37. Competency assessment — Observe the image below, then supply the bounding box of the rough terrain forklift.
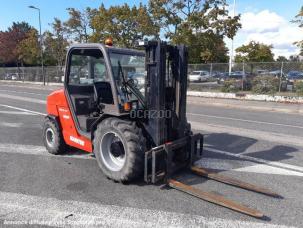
[43,40,280,218]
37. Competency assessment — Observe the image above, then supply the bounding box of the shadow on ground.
[204,132,298,162]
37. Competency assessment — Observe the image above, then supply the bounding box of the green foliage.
[276,56,288,62]
[251,76,279,95]
[0,2,242,66]
[44,19,69,66]
[235,41,274,63]
[90,3,159,48]
[295,81,303,96]
[149,0,241,63]
[221,79,240,93]
[64,7,97,43]
[291,6,303,56]
[16,29,40,65]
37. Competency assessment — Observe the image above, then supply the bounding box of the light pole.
[29,5,45,85]
[228,0,236,76]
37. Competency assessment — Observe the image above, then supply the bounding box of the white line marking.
[0,191,292,228]
[0,143,92,159]
[0,104,46,116]
[1,142,302,177]
[190,121,303,148]
[234,164,303,177]
[0,93,46,104]
[188,112,303,129]
[195,158,303,177]
[0,89,45,96]
[0,83,59,91]
[0,111,36,115]
[0,122,24,128]
[204,146,303,173]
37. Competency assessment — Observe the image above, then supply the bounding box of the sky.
[0,0,302,59]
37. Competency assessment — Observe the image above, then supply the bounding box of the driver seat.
[93,81,114,105]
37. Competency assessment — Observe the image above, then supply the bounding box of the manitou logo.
[58,108,68,113]
[69,136,85,146]
[62,115,70,120]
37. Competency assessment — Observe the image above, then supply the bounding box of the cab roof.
[68,43,145,56]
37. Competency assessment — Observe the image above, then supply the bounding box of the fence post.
[22,67,25,83]
[210,63,213,77]
[279,61,284,93]
[242,61,245,90]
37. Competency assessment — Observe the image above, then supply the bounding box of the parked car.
[211,71,226,79]
[287,71,303,82]
[4,73,19,80]
[268,70,284,77]
[188,71,210,82]
[257,70,269,75]
[257,70,286,78]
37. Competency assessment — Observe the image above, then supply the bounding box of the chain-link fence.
[1,62,303,94]
[188,62,303,94]
[0,66,64,83]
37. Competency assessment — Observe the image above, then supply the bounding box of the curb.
[187,91,303,104]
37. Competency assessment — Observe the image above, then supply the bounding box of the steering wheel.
[127,78,139,86]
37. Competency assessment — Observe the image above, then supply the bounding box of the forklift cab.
[64,44,146,135]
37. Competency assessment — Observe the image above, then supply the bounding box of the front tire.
[43,118,66,155]
[93,118,146,182]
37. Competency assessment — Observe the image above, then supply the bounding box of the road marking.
[0,122,24,128]
[0,111,36,115]
[195,158,303,177]
[0,93,46,104]
[204,146,303,174]
[188,112,303,130]
[0,142,302,177]
[0,89,46,96]
[1,104,302,176]
[234,164,303,176]
[0,104,46,116]
[190,121,303,148]
[0,191,292,228]
[0,83,59,91]
[0,122,42,129]
[0,143,93,159]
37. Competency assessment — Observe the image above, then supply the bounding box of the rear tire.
[93,117,146,182]
[43,118,66,155]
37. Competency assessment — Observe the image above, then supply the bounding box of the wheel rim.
[45,128,55,148]
[100,132,126,172]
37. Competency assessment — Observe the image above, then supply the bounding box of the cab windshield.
[109,51,145,102]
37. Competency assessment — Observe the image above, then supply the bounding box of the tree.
[16,29,40,65]
[90,3,159,48]
[7,22,32,34]
[186,33,229,63]
[235,41,274,63]
[289,55,300,62]
[0,22,33,65]
[276,56,288,62]
[44,18,69,66]
[64,7,97,43]
[149,0,241,63]
[291,6,303,56]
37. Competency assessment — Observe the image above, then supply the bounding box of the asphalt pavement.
[0,82,302,227]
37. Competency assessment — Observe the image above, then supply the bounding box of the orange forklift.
[43,39,280,218]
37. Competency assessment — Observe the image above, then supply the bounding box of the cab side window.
[68,49,107,85]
